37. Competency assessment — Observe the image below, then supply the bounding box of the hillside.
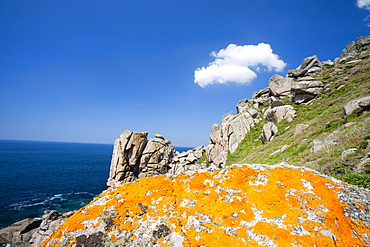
[227,39,370,188]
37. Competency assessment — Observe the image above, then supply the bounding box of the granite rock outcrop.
[107,130,176,188]
[107,52,327,183]
[40,163,370,247]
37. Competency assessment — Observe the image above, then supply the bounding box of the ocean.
[0,140,192,229]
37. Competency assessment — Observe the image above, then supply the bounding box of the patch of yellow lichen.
[42,165,370,246]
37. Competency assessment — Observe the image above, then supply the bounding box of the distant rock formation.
[107,52,327,184]
[337,36,370,62]
[40,163,370,247]
[107,130,176,188]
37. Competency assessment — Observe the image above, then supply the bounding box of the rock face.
[0,218,41,246]
[107,130,175,188]
[337,36,370,62]
[0,210,73,247]
[40,163,370,247]
[261,122,278,143]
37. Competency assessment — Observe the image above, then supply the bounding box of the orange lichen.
[41,164,370,247]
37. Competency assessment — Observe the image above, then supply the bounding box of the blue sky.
[0,0,369,147]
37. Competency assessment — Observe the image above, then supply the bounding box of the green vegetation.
[195,153,208,166]
[226,53,370,188]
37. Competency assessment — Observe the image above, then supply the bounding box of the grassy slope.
[227,54,370,188]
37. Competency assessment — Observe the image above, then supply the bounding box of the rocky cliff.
[106,36,370,187]
[2,36,370,247]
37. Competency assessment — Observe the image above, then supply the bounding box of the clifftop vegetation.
[227,53,370,188]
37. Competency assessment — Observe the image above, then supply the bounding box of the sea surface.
[0,140,192,229]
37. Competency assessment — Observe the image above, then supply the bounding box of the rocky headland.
[1,36,370,246]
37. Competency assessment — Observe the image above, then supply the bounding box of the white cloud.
[194,43,286,88]
[357,0,370,10]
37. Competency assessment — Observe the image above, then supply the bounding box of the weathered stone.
[29,210,73,247]
[265,105,295,124]
[294,124,309,135]
[41,163,370,247]
[343,96,370,116]
[271,100,285,108]
[154,134,165,140]
[299,55,322,75]
[357,36,370,52]
[291,80,323,95]
[310,139,337,153]
[226,113,254,153]
[186,152,197,163]
[261,122,278,143]
[107,130,148,187]
[247,108,259,118]
[298,76,315,81]
[268,75,292,97]
[0,218,41,246]
[107,130,175,187]
[359,97,370,110]
[236,98,249,114]
[322,60,334,66]
[288,69,308,78]
[252,87,270,99]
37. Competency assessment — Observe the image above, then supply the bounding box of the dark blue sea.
[0,140,192,229]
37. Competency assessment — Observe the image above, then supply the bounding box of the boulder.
[41,163,370,247]
[154,134,165,140]
[291,80,324,95]
[310,139,337,153]
[265,105,295,124]
[359,97,370,111]
[252,87,270,99]
[235,98,250,114]
[322,60,334,67]
[271,100,285,108]
[0,218,41,246]
[299,55,322,75]
[107,130,175,187]
[343,96,370,116]
[226,113,254,153]
[261,122,278,143]
[268,75,293,96]
[357,36,370,52]
[288,69,308,78]
[341,41,357,58]
[294,124,309,135]
[139,138,175,177]
[293,93,316,104]
[107,130,148,187]
[292,80,324,104]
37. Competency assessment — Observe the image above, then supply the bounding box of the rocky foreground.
[40,163,370,246]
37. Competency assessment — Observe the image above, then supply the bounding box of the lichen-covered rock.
[41,163,370,247]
